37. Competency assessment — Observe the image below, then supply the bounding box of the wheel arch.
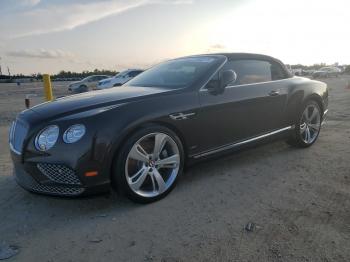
[303,93,324,113]
[107,120,188,180]
[286,89,325,125]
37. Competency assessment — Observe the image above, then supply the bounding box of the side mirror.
[221,70,237,88]
[206,70,237,95]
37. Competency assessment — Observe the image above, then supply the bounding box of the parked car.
[68,75,110,93]
[302,69,315,76]
[284,64,293,74]
[292,68,303,76]
[312,67,341,78]
[97,69,143,89]
[9,53,328,203]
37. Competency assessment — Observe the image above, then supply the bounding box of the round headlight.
[35,125,59,151]
[63,124,86,144]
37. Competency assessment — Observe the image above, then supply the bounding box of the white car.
[312,67,341,78]
[96,69,143,89]
[68,75,110,93]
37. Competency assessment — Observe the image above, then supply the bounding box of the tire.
[287,100,322,148]
[112,124,184,203]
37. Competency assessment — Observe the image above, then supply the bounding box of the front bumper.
[10,107,115,198]
[12,153,110,197]
[14,163,85,196]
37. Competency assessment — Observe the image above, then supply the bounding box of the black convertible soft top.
[208,52,293,78]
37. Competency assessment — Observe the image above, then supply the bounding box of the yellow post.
[42,74,54,101]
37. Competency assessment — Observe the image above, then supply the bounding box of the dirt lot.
[0,77,349,262]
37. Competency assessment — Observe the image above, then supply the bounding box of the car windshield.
[125,56,221,89]
[114,70,128,78]
[82,76,92,81]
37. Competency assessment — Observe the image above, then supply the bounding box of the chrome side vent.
[169,112,195,120]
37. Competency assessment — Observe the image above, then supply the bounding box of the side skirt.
[190,126,294,159]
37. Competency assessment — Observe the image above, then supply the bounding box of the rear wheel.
[287,101,322,148]
[113,125,184,203]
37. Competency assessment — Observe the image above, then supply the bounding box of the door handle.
[269,90,280,96]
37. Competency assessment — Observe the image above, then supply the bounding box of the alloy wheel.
[299,104,321,144]
[125,132,180,198]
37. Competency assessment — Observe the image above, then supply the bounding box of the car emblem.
[149,160,156,167]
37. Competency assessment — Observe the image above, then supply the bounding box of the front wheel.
[287,101,322,148]
[113,125,184,203]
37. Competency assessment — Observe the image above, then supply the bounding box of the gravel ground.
[0,77,349,262]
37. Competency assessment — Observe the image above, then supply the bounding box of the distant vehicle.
[97,69,143,89]
[302,69,315,76]
[285,64,293,74]
[68,75,110,93]
[292,68,303,76]
[312,67,341,78]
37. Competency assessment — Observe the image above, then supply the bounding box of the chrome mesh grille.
[14,167,84,196]
[37,163,81,185]
[9,120,28,154]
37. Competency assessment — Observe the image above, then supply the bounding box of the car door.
[197,59,289,152]
[85,76,95,89]
[124,71,139,84]
[92,76,103,89]
[93,76,102,87]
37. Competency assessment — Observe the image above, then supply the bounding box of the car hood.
[29,85,171,121]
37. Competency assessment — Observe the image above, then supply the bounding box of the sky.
[0,0,349,75]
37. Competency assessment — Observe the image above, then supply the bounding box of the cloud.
[6,49,74,59]
[206,44,227,53]
[209,44,226,50]
[20,0,41,6]
[0,0,41,12]
[0,0,193,39]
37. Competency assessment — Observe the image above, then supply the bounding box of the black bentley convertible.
[9,53,328,203]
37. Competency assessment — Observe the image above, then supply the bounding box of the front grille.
[14,166,84,196]
[37,163,81,185]
[9,120,28,154]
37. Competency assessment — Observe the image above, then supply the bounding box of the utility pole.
[0,57,2,75]
[7,66,11,76]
